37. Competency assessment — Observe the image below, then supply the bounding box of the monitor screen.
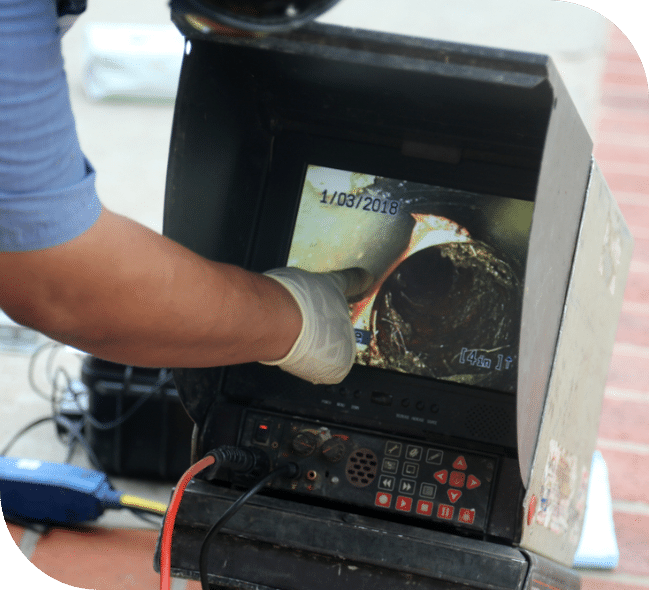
[287,165,534,394]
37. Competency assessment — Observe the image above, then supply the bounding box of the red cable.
[160,455,216,590]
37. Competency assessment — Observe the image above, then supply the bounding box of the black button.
[399,479,416,495]
[416,401,425,411]
[253,421,271,444]
[430,404,439,414]
[405,445,423,461]
[403,462,419,477]
[382,458,399,474]
[371,391,393,406]
[379,475,395,491]
[401,398,410,408]
[385,441,402,457]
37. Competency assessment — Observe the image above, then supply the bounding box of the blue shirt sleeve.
[0,0,102,252]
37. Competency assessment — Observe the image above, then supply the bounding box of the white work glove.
[261,267,373,385]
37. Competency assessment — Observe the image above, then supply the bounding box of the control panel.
[239,411,497,532]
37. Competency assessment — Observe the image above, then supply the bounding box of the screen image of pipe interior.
[287,166,535,394]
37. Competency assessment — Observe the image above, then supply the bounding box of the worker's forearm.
[0,209,302,368]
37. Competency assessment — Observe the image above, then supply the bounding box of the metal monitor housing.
[156,17,632,590]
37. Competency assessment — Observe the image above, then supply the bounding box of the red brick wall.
[587,24,649,590]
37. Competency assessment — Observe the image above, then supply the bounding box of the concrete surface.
[0,0,612,528]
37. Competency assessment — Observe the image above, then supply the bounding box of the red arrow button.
[434,470,448,485]
[453,456,468,471]
[396,496,413,512]
[467,475,481,490]
[447,489,462,504]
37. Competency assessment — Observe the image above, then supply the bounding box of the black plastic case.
[81,357,193,480]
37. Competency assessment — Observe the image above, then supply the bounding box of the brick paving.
[599,448,649,504]
[30,528,160,590]
[613,513,649,578]
[607,349,649,391]
[614,316,649,347]
[599,398,649,445]
[3,20,649,590]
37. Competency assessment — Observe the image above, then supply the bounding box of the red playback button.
[437,504,454,520]
[416,500,434,516]
[396,496,413,512]
[458,508,476,525]
[375,492,392,508]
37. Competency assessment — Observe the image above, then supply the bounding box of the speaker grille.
[345,448,378,487]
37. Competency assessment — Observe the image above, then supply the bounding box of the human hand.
[261,267,373,385]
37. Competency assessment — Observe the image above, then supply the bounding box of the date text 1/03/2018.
[320,190,400,216]
[459,348,513,371]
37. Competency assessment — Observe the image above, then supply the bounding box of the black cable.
[5,355,170,528]
[27,356,174,468]
[46,342,65,387]
[23,355,170,467]
[28,342,60,401]
[127,508,164,526]
[0,416,55,456]
[50,365,173,431]
[199,463,297,590]
[51,374,168,526]
[63,436,78,464]
[89,369,173,431]
[54,415,104,472]
[123,508,161,525]
[1,413,163,526]
[0,412,102,473]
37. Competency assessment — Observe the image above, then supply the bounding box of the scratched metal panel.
[516,57,593,489]
[519,161,633,566]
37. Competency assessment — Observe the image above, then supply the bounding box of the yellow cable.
[120,494,168,516]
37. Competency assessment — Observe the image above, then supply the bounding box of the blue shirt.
[0,0,102,252]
